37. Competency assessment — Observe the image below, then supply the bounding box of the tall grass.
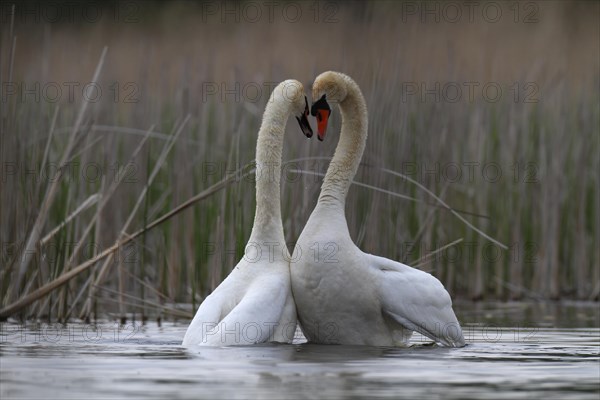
[0,1,598,321]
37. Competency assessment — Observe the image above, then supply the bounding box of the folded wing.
[183,274,291,347]
[368,254,466,347]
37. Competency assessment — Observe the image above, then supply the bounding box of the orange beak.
[311,94,332,142]
[316,109,331,141]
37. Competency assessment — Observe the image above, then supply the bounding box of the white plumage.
[182,80,307,346]
[291,72,465,347]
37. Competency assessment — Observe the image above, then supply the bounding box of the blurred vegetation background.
[0,0,598,322]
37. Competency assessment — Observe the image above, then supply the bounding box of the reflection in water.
[1,303,599,399]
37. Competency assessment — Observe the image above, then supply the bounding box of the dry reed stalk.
[64,274,94,320]
[37,106,60,192]
[121,268,171,304]
[404,183,450,264]
[289,168,492,222]
[40,194,100,245]
[381,168,508,250]
[414,239,464,269]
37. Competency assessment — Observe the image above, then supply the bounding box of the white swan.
[290,71,465,347]
[182,80,312,346]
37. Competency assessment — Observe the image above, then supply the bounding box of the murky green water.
[1,302,599,399]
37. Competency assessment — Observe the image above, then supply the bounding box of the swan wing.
[204,274,292,346]
[181,289,228,346]
[367,253,466,347]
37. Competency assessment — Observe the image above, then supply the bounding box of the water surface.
[1,302,599,399]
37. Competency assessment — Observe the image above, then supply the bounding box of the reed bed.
[0,1,598,322]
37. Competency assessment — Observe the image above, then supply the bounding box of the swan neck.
[249,101,288,244]
[319,81,368,207]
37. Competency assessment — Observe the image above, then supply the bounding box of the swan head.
[274,80,313,138]
[311,71,347,141]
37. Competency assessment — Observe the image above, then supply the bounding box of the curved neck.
[319,80,368,208]
[249,97,289,244]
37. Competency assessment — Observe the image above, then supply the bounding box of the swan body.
[182,80,309,346]
[291,72,465,347]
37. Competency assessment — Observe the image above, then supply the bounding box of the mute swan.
[291,71,465,347]
[182,80,312,346]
